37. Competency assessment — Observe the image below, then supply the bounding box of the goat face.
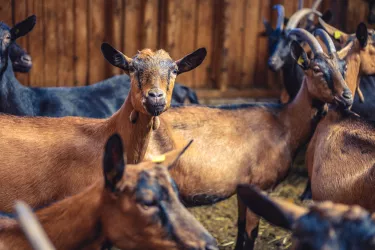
[268,34,292,72]
[238,185,375,250]
[101,134,217,250]
[0,16,35,74]
[9,42,32,73]
[289,29,352,109]
[102,44,206,117]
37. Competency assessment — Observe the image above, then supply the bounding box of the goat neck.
[0,183,103,250]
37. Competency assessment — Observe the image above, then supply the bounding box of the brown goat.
[144,28,352,250]
[237,184,375,250]
[0,16,206,211]
[305,23,375,211]
[0,134,217,250]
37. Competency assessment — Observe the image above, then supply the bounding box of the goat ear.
[237,184,307,230]
[176,48,207,75]
[103,133,126,192]
[11,15,36,40]
[290,41,309,70]
[318,18,349,45]
[262,19,273,36]
[101,43,131,73]
[150,140,193,170]
[321,10,333,23]
[337,41,353,60]
[356,23,368,48]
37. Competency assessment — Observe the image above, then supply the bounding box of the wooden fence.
[2,0,372,99]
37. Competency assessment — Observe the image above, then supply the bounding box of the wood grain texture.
[43,0,57,86]
[73,0,88,86]
[13,0,30,86]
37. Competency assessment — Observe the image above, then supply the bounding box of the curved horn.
[308,0,323,23]
[314,28,336,55]
[273,4,285,31]
[298,0,304,10]
[288,28,324,54]
[286,8,322,31]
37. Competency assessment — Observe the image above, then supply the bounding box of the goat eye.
[172,69,178,75]
[129,66,135,73]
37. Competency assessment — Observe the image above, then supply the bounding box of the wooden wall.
[3,0,372,99]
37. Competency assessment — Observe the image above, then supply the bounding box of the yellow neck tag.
[152,154,166,163]
[298,56,304,65]
[334,30,342,40]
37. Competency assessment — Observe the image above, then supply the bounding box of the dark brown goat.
[305,23,375,211]
[145,28,352,250]
[238,184,375,250]
[0,134,217,250]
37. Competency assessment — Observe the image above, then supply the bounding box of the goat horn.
[298,0,304,10]
[288,28,324,54]
[307,0,323,25]
[273,4,285,31]
[286,8,322,31]
[314,28,336,55]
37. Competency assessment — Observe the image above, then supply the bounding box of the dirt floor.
[187,97,311,250]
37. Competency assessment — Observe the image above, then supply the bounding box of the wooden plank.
[108,0,123,76]
[242,0,260,89]
[27,0,45,87]
[226,0,245,89]
[0,0,13,25]
[177,0,197,87]
[88,0,107,84]
[346,0,367,33]
[13,0,30,86]
[217,0,230,91]
[43,0,57,86]
[194,0,213,88]
[143,0,159,50]
[210,0,224,90]
[254,0,271,88]
[158,0,168,49]
[123,0,142,57]
[74,0,88,86]
[56,0,74,87]
[196,88,281,99]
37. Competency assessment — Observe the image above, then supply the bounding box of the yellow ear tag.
[334,30,342,40]
[297,56,304,65]
[152,154,166,163]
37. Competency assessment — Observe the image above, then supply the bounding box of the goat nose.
[148,88,164,98]
[342,89,353,100]
[21,54,32,63]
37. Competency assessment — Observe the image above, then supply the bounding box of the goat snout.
[268,56,282,71]
[336,89,353,109]
[145,88,166,116]
[21,54,32,65]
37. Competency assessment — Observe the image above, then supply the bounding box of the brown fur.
[0,145,216,250]
[0,47,194,212]
[306,26,375,211]
[145,38,350,249]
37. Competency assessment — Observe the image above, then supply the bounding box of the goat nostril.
[148,90,164,98]
[21,55,31,63]
[342,91,352,100]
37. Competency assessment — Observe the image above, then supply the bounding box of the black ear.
[290,40,309,70]
[237,185,295,230]
[103,133,126,192]
[176,48,207,75]
[101,43,129,71]
[263,19,273,36]
[10,15,36,40]
[321,10,333,23]
[356,22,368,48]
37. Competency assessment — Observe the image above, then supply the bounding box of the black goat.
[1,16,198,118]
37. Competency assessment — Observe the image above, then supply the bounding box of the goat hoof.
[129,110,139,124]
[152,116,160,130]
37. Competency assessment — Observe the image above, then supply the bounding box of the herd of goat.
[1,1,375,250]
